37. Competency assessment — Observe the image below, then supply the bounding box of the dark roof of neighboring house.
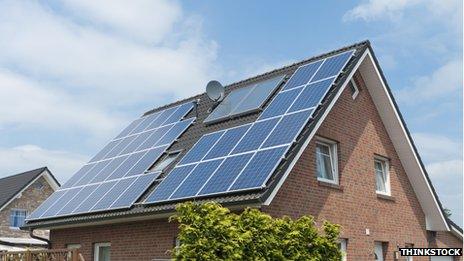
[0,167,59,209]
[24,41,370,228]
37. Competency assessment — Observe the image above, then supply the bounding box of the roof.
[0,167,59,210]
[24,41,452,232]
[0,237,48,246]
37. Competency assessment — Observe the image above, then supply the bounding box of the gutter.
[29,229,51,249]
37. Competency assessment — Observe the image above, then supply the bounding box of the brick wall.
[49,72,461,260]
[0,175,54,238]
[51,219,178,261]
[262,72,462,260]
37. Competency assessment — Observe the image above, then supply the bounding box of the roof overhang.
[264,47,450,231]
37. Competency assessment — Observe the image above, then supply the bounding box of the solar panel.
[204,75,285,123]
[145,49,354,205]
[28,101,195,221]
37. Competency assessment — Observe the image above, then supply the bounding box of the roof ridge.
[143,40,370,116]
[0,166,47,181]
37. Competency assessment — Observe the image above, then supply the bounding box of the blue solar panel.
[258,88,303,120]
[179,131,224,165]
[283,60,323,90]
[129,112,160,135]
[230,146,288,191]
[288,77,335,113]
[104,135,137,159]
[61,164,95,189]
[115,117,143,139]
[105,153,144,181]
[199,153,253,195]
[156,118,194,146]
[74,160,111,186]
[125,146,167,176]
[146,106,177,130]
[120,130,154,155]
[92,177,137,211]
[111,173,159,208]
[56,184,99,216]
[27,190,66,220]
[89,139,122,163]
[164,102,194,125]
[232,117,280,154]
[145,165,196,202]
[72,181,117,214]
[262,110,312,148]
[90,156,127,183]
[170,159,223,199]
[204,124,250,160]
[137,125,173,151]
[311,50,353,82]
[42,187,82,217]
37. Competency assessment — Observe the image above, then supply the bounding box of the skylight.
[204,75,285,124]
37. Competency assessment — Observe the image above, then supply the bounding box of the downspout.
[29,228,51,249]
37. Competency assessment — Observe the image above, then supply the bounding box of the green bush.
[170,202,342,261]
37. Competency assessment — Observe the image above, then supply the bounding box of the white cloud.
[0,0,217,105]
[426,160,463,180]
[61,0,182,44]
[413,132,462,162]
[343,0,460,23]
[0,69,123,135]
[0,145,88,183]
[398,60,462,102]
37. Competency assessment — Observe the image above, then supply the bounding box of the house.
[24,41,462,260]
[0,167,59,251]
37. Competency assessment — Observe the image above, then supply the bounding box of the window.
[349,79,359,99]
[33,180,44,190]
[404,243,413,261]
[374,157,390,195]
[94,243,110,261]
[339,239,347,261]
[315,138,338,184]
[9,209,27,228]
[151,152,180,172]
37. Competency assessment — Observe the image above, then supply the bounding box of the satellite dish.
[206,80,225,102]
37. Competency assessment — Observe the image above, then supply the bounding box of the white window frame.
[9,209,27,229]
[315,137,339,185]
[339,238,347,261]
[374,156,391,196]
[349,79,359,99]
[94,242,111,261]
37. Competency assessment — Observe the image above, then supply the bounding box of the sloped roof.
[24,41,368,228]
[0,167,58,209]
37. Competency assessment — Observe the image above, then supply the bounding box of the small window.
[94,242,110,261]
[374,157,390,195]
[33,180,44,190]
[339,238,347,261]
[405,243,413,261]
[315,138,338,184]
[9,209,27,228]
[349,79,359,99]
[152,152,180,172]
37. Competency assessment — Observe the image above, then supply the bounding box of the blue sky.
[0,0,461,225]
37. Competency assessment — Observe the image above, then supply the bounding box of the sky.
[0,0,462,225]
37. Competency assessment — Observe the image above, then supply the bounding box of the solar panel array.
[204,75,285,123]
[27,102,196,220]
[145,49,355,204]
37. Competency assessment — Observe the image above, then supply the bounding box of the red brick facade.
[49,72,462,260]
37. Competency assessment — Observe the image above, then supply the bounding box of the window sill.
[317,180,343,191]
[376,193,395,201]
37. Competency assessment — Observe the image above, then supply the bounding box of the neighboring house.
[0,167,59,251]
[25,41,462,260]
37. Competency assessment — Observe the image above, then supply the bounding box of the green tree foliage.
[170,202,342,261]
